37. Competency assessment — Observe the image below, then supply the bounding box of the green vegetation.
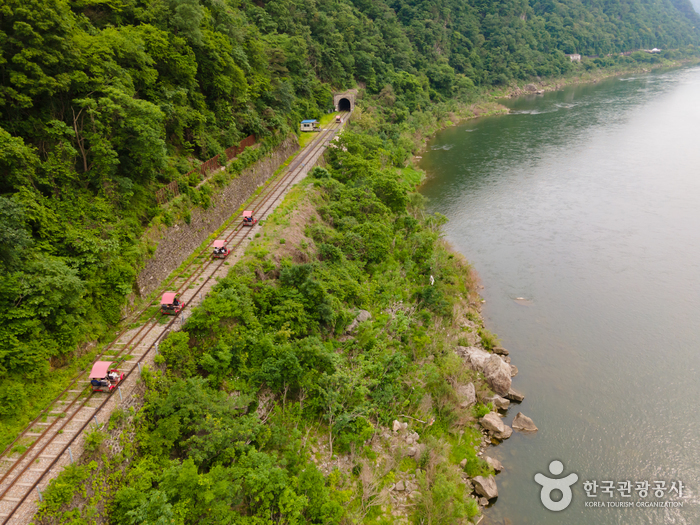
[2,0,699,447]
[36,127,505,523]
[3,0,700,518]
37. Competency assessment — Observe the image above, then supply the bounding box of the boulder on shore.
[459,346,492,371]
[505,388,525,403]
[488,395,510,410]
[484,456,504,472]
[493,425,513,441]
[456,346,512,396]
[483,354,512,396]
[473,475,499,499]
[480,412,505,434]
[493,346,509,356]
[512,412,538,432]
[510,365,518,377]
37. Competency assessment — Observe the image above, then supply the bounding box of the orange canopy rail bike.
[89,361,124,392]
[212,239,230,259]
[242,210,258,226]
[160,292,184,315]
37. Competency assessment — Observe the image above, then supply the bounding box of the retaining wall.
[136,136,299,297]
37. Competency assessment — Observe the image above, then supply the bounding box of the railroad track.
[0,116,346,524]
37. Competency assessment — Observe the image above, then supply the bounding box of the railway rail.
[0,115,346,524]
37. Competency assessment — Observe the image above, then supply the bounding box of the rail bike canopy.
[213,240,226,248]
[160,292,184,315]
[161,292,178,305]
[242,210,257,226]
[89,361,113,379]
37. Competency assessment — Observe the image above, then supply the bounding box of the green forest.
[2,0,700,423]
[37,128,501,524]
[2,0,700,521]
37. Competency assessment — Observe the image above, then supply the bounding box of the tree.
[0,197,31,269]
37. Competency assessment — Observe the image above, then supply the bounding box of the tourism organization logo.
[535,460,579,511]
[534,460,686,512]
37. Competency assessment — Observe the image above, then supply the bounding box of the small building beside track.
[300,119,319,132]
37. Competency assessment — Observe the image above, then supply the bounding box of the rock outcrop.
[473,475,499,500]
[457,346,512,395]
[483,354,512,396]
[458,346,491,370]
[512,412,538,432]
[493,425,513,441]
[493,346,509,356]
[505,388,525,402]
[480,412,505,434]
[484,456,504,472]
[457,382,477,408]
[392,419,408,432]
[488,395,510,410]
[346,310,371,333]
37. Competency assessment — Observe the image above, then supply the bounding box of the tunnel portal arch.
[333,89,357,112]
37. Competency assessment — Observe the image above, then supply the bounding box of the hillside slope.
[1,0,699,434]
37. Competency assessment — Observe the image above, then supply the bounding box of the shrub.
[109,408,127,430]
[416,285,449,314]
[84,429,108,452]
[473,403,490,419]
[319,243,343,262]
[0,382,26,417]
[479,329,500,350]
[311,167,330,179]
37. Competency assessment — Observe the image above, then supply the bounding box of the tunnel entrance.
[338,98,351,111]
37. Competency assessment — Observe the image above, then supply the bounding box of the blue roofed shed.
[300,119,319,132]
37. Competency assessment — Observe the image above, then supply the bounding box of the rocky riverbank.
[320,285,535,523]
[453,316,537,517]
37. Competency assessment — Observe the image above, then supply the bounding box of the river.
[419,66,700,524]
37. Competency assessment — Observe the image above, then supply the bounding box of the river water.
[419,66,700,524]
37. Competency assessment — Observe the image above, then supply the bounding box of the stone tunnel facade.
[333,89,357,112]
